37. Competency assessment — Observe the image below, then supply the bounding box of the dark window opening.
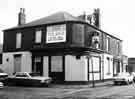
[76,55,81,59]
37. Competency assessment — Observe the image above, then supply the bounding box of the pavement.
[50,80,113,89]
[0,80,115,99]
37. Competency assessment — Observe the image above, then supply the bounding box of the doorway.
[32,56,43,76]
[14,54,21,73]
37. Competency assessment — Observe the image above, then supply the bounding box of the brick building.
[2,8,123,82]
[128,58,135,73]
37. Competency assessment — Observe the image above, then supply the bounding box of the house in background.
[0,44,2,67]
[128,58,135,73]
[2,8,123,82]
[122,55,128,73]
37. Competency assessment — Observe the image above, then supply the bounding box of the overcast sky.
[0,0,135,57]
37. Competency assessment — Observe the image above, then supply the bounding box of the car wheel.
[114,82,117,85]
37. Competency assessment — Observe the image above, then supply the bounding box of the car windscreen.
[118,73,129,76]
[29,73,40,77]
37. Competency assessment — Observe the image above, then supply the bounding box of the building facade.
[128,58,135,73]
[2,9,123,82]
[122,55,128,73]
[0,44,2,67]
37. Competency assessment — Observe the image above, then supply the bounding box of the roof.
[4,11,84,31]
[3,11,122,41]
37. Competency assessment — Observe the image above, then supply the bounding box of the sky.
[0,0,135,57]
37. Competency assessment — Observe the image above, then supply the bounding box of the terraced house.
[2,8,123,82]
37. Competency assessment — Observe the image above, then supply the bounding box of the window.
[51,56,63,72]
[106,37,110,52]
[0,54,2,64]
[35,30,42,43]
[46,24,66,43]
[117,41,121,56]
[16,33,22,48]
[107,57,110,74]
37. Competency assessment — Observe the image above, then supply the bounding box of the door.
[49,56,65,82]
[32,57,43,76]
[14,55,21,73]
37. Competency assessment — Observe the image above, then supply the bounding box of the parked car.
[0,68,8,84]
[131,72,135,82]
[113,72,133,85]
[8,72,52,87]
[0,82,4,88]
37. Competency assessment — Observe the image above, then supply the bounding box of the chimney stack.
[78,12,86,22]
[18,8,26,26]
[93,8,100,28]
[90,8,100,28]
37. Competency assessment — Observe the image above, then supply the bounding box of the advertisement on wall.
[46,24,66,43]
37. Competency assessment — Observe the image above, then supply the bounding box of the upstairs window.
[91,31,99,49]
[106,36,110,52]
[46,24,66,43]
[35,30,42,43]
[16,33,22,49]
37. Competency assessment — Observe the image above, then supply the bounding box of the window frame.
[16,32,22,49]
[35,29,42,44]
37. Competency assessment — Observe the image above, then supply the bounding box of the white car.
[8,72,52,87]
[113,72,133,85]
[0,69,8,83]
[0,82,4,88]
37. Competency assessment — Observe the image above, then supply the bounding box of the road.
[0,82,135,99]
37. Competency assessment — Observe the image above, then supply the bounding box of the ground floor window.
[51,56,63,72]
[117,62,120,73]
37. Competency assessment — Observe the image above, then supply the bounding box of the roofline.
[84,23,122,41]
[3,20,122,41]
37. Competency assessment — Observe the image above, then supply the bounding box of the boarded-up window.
[16,33,22,48]
[51,56,63,72]
[46,24,66,43]
[35,30,42,43]
[72,24,85,46]
[89,57,100,72]
[106,37,110,52]
[88,56,100,81]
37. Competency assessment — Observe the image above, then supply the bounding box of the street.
[0,82,135,99]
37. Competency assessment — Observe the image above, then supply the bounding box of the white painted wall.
[102,54,113,79]
[2,51,32,75]
[43,56,49,77]
[65,55,88,81]
[2,53,14,75]
[21,52,32,73]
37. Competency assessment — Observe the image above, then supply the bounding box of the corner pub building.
[2,8,122,82]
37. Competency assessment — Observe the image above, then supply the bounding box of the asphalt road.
[0,82,135,99]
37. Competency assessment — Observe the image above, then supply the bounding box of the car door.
[15,73,28,85]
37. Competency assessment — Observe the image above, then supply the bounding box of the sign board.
[46,24,66,43]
